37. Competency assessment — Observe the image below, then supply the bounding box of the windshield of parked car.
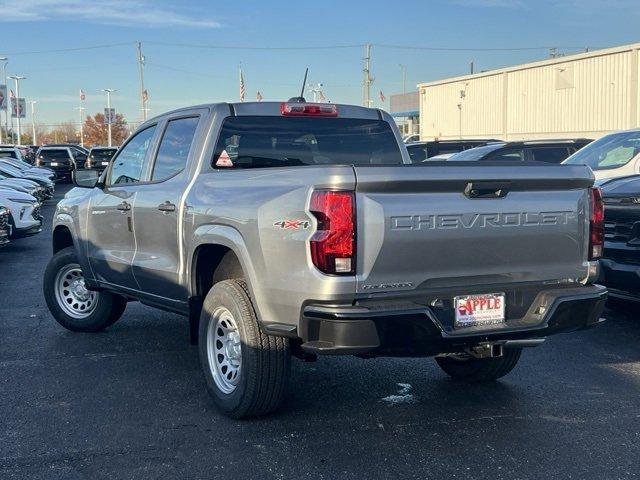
[564,131,640,170]
[0,150,19,160]
[213,116,403,168]
[448,143,505,161]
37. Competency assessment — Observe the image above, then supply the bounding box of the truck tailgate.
[354,164,594,295]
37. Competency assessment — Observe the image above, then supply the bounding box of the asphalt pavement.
[1,184,639,479]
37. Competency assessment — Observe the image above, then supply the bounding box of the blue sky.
[1,0,639,127]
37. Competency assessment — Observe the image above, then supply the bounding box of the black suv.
[448,139,592,163]
[406,139,499,163]
[599,175,640,309]
[35,147,77,181]
[86,147,118,171]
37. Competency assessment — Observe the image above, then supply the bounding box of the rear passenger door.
[131,113,202,304]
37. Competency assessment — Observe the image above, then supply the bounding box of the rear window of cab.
[212,116,403,168]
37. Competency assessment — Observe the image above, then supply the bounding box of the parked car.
[86,147,118,171]
[403,133,420,143]
[0,148,55,179]
[35,147,77,182]
[598,174,640,310]
[23,145,40,165]
[563,129,640,182]
[0,174,46,201]
[448,139,592,163]
[0,206,10,247]
[406,139,500,163]
[44,100,606,418]
[0,190,42,238]
[0,161,54,198]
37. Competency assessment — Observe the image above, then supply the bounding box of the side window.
[407,145,427,163]
[530,147,570,164]
[108,125,157,185]
[486,148,524,162]
[151,117,199,181]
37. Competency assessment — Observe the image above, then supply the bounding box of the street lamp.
[101,88,116,147]
[9,75,26,145]
[0,57,7,143]
[399,64,407,94]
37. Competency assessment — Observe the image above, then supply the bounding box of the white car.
[563,129,640,182]
[0,190,42,238]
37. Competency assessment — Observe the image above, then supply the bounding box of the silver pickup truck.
[43,100,607,418]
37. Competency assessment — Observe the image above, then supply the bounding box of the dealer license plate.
[50,162,58,166]
[454,293,505,328]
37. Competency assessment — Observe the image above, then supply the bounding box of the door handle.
[464,182,511,199]
[116,201,131,212]
[157,201,176,213]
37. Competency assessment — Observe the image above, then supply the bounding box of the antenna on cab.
[288,67,308,103]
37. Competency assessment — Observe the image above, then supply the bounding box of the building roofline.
[417,42,640,89]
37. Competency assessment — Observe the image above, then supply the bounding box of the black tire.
[43,246,127,332]
[435,348,522,382]
[199,279,290,419]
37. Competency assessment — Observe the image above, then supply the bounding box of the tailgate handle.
[464,182,510,199]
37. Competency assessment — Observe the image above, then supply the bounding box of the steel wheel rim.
[207,306,242,394]
[54,263,98,319]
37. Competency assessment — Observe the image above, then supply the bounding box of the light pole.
[101,88,116,147]
[0,57,6,143]
[9,75,25,144]
[75,105,85,148]
[28,100,36,144]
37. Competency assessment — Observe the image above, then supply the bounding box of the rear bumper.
[300,284,607,356]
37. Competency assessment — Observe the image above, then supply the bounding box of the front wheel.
[435,348,522,382]
[199,279,290,419]
[43,246,127,332]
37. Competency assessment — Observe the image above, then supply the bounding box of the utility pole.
[102,88,116,147]
[75,105,85,148]
[9,75,26,144]
[137,41,147,121]
[28,100,36,144]
[399,64,407,94]
[363,44,374,107]
[0,57,6,143]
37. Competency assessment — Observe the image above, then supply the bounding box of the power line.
[2,42,135,56]
[375,44,596,52]
[144,41,365,51]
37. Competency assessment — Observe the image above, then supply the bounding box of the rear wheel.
[199,279,290,418]
[435,348,522,382]
[43,246,127,332]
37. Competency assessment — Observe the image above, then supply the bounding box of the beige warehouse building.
[418,42,640,142]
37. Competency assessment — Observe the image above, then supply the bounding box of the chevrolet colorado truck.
[43,100,607,418]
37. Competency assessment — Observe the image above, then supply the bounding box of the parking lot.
[0,184,639,479]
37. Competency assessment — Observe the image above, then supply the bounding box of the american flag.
[9,89,15,99]
[256,91,263,102]
[379,90,386,102]
[142,89,149,102]
[239,69,245,102]
[79,89,86,101]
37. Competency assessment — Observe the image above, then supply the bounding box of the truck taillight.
[589,187,604,260]
[280,102,338,117]
[309,190,355,275]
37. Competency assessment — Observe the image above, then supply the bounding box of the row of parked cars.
[405,129,640,309]
[0,143,118,247]
[0,146,54,245]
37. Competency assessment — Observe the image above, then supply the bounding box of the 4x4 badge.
[273,220,310,230]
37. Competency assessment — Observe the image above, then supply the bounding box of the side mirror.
[73,168,100,188]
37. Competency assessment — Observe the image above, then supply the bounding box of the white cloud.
[0,0,220,28]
